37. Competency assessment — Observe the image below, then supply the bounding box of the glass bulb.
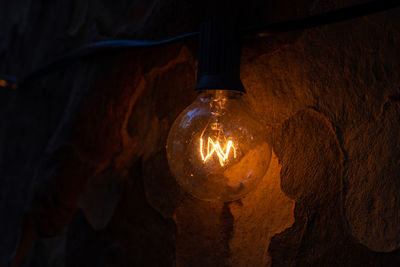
[166,90,272,202]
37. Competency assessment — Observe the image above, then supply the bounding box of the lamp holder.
[195,20,245,93]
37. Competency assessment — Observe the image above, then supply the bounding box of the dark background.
[1,0,400,266]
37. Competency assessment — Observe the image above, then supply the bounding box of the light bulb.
[166,90,272,202]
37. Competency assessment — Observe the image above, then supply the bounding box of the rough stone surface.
[343,100,400,252]
[228,154,295,267]
[78,167,121,231]
[1,0,400,266]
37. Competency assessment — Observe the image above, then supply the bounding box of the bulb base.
[195,20,245,93]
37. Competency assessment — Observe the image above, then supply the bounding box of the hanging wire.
[13,32,199,89]
[242,0,400,34]
[1,0,399,90]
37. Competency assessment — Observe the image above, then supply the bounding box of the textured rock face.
[1,0,400,266]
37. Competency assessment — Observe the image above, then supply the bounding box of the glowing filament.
[200,137,236,166]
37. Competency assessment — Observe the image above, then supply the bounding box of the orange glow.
[200,135,236,166]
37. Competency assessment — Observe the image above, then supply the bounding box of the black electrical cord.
[1,0,399,90]
[242,0,400,34]
[10,32,199,89]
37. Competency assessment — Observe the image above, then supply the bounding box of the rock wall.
[1,0,400,266]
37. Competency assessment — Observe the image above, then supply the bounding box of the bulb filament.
[200,136,236,166]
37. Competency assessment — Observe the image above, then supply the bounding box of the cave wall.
[1,0,400,266]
